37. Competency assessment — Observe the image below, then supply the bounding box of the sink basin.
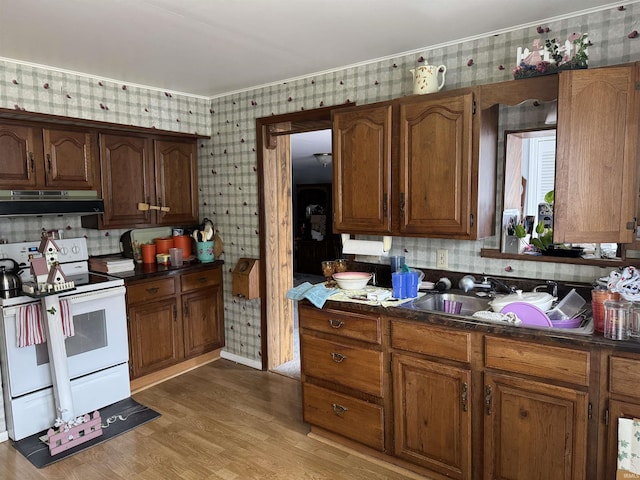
[400,292,491,316]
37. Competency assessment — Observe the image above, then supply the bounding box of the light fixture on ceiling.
[314,153,332,168]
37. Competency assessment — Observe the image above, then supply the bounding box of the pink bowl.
[332,272,372,290]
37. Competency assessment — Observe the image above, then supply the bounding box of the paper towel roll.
[342,239,386,256]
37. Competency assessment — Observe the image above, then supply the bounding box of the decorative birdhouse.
[30,257,50,284]
[38,237,61,268]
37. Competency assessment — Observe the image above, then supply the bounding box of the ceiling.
[0,0,625,98]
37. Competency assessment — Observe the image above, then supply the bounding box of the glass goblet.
[334,258,348,273]
[321,260,336,286]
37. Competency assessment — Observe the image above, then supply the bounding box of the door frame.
[256,104,351,370]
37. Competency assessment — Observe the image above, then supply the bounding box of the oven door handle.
[65,286,126,304]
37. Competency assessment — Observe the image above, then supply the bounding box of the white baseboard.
[220,350,262,370]
[0,430,8,443]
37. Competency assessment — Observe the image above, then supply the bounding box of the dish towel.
[286,282,338,309]
[608,266,640,302]
[618,417,640,476]
[16,299,74,348]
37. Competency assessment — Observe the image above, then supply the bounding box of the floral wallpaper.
[0,4,639,366]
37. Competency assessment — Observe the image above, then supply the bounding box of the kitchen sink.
[400,291,491,316]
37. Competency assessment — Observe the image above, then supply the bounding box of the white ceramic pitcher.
[410,62,447,94]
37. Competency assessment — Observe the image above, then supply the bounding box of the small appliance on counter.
[120,227,172,262]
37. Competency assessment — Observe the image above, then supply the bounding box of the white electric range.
[0,237,130,440]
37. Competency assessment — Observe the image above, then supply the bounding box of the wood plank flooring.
[0,360,424,479]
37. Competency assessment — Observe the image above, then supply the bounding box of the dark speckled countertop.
[90,255,224,283]
[316,294,640,354]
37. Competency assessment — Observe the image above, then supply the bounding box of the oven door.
[1,286,128,397]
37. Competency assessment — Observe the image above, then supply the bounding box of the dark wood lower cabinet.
[127,264,224,379]
[393,353,471,480]
[483,372,589,480]
[299,305,626,480]
[128,297,182,377]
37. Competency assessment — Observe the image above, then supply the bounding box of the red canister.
[141,243,156,263]
[154,237,174,254]
[172,235,192,258]
[592,289,621,333]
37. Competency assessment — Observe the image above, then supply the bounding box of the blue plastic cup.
[406,271,420,298]
[392,272,406,299]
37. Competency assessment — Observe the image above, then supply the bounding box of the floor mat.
[13,397,160,468]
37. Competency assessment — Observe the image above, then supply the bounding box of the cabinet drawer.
[391,319,471,363]
[127,277,176,304]
[485,336,590,386]
[610,355,640,397]
[301,334,383,397]
[181,267,222,292]
[303,382,384,451]
[299,305,381,344]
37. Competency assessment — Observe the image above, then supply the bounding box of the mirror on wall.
[501,128,556,254]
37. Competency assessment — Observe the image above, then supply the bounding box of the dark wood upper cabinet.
[399,92,475,237]
[82,135,199,229]
[332,90,498,239]
[97,133,154,228]
[0,123,96,190]
[332,102,393,234]
[554,63,640,244]
[43,128,95,189]
[153,139,199,227]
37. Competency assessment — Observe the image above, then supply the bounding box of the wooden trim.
[480,247,636,267]
[478,75,558,109]
[0,107,209,139]
[129,349,221,393]
[255,103,354,371]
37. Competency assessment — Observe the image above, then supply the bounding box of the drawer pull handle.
[146,287,159,294]
[328,319,344,329]
[332,403,348,416]
[198,277,207,283]
[330,352,346,363]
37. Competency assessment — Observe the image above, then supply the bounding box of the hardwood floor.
[0,360,423,479]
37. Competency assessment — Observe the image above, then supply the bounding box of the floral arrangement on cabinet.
[513,33,590,79]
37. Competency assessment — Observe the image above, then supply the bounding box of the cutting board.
[130,227,172,246]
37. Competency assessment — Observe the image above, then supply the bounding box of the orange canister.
[592,289,621,333]
[172,235,192,258]
[141,243,156,264]
[154,237,174,254]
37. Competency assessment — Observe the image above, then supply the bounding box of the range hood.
[0,190,105,217]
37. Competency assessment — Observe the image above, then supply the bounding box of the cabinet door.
[43,128,96,189]
[483,372,588,480]
[154,140,199,226]
[128,297,182,378]
[555,64,639,243]
[332,103,392,234]
[99,134,154,228]
[607,400,640,479]
[0,124,41,188]
[399,93,473,237]
[393,353,471,480]
[181,285,224,358]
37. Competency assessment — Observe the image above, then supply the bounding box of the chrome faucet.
[534,280,558,297]
[482,276,517,294]
[458,275,491,293]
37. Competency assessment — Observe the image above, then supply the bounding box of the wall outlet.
[436,249,448,269]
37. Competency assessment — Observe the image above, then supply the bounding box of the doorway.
[256,105,351,373]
